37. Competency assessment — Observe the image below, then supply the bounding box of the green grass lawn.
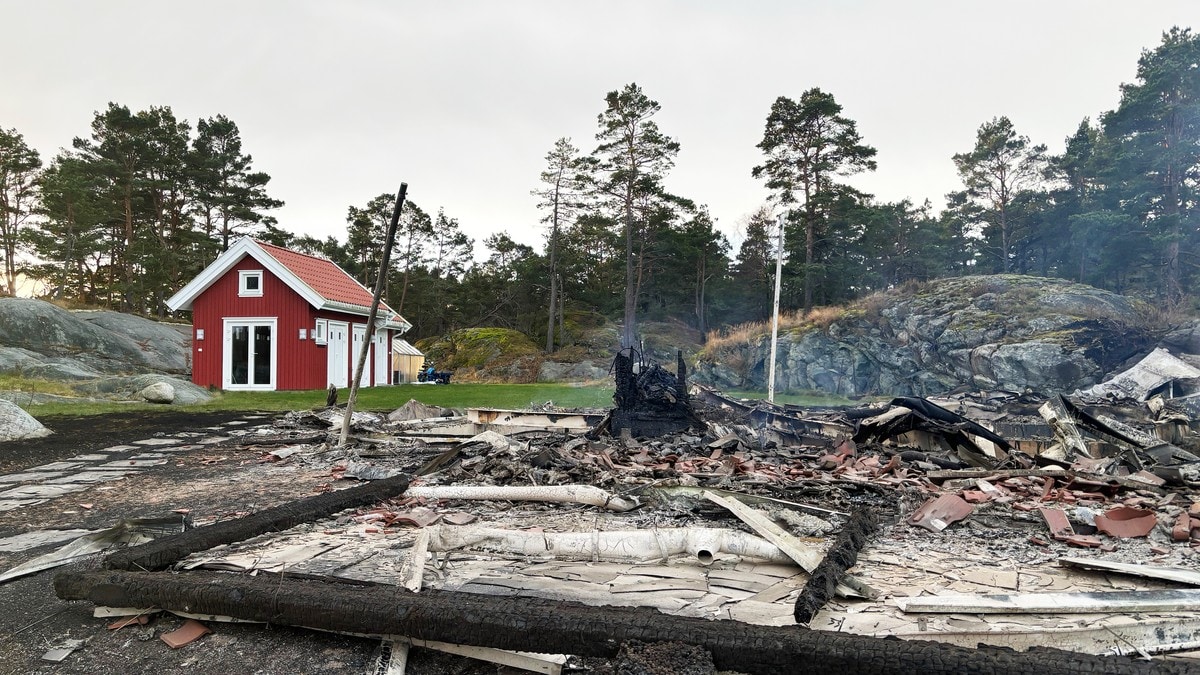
[26,383,617,417]
[19,380,854,418]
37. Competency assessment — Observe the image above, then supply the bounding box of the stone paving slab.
[95,459,169,470]
[28,462,84,472]
[0,484,89,499]
[132,438,181,447]
[195,437,230,445]
[44,471,130,485]
[129,453,169,460]
[0,472,67,484]
[0,499,47,512]
[98,445,138,452]
[68,454,111,462]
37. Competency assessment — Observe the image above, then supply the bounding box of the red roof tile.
[255,240,393,313]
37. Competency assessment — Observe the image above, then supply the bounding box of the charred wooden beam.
[54,570,1194,675]
[794,508,878,624]
[104,474,411,571]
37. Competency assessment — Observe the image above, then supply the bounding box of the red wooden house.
[166,237,411,391]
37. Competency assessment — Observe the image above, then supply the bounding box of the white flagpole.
[768,212,784,403]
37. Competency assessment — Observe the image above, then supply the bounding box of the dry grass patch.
[703,307,847,354]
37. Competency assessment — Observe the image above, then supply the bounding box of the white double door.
[326,321,349,388]
[223,318,276,390]
[327,321,379,389]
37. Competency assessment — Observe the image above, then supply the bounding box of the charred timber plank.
[793,509,878,624]
[53,570,1196,675]
[104,474,411,571]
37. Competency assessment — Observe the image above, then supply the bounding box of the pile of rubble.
[41,350,1200,673]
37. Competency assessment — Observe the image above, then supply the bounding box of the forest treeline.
[0,28,1197,349]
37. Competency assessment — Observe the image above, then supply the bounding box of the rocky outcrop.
[538,360,610,383]
[695,275,1155,398]
[0,399,51,441]
[0,298,208,405]
[0,299,188,376]
[420,328,543,383]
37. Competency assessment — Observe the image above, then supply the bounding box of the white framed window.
[239,270,264,297]
[313,318,328,345]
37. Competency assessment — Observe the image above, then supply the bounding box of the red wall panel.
[190,255,383,391]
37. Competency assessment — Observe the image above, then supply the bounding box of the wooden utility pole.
[340,184,407,447]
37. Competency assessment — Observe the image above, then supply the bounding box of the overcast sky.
[3,1,1196,254]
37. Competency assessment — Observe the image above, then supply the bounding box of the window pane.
[253,326,272,385]
[231,326,249,384]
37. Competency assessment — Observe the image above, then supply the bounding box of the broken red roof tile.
[107,615,150,630]
[962,490,992,504]
[1094,506,1157,538]
[390,507,441,528]
[443,512,477,526]
[1039,507,1075,540]
[160,619,211,649]
[907,495,973,532]
[1174,512,1192,542]
[1063,534,1103,548]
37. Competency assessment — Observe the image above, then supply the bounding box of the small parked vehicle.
[417,361,452,384]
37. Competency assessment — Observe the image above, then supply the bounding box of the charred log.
[794,508,878,624]
[104,474,411,571]
[54,569,1195,675]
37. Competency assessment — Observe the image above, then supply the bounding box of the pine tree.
[1102,27,1200,305]
[592,83,681,348]
[0,127,41,296]
[950,116,1048,274]
[753,89,876,312]
[532,137,584,352]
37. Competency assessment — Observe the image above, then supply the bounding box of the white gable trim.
[166,237,325,311]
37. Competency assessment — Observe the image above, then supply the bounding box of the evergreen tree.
[69,103,194,312]
[345,193,395,285]
[729,206,776,324]
[0,127,41,296]
[591,83,681,348]
[27,154,107,301]
[532,137,584,352]
[753,89,877,312]
[950,116,1048,274]
[189,114,283,253]
[1102,27,1200,306]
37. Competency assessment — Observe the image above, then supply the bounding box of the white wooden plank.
[703,491,876,599]
[403,637,566,675]
[402,529,429,593]
[1058,557,1200,587]
[896,589,1200,614]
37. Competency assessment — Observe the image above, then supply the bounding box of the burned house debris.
[11,352,1200,673]
[605,349,703,439]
